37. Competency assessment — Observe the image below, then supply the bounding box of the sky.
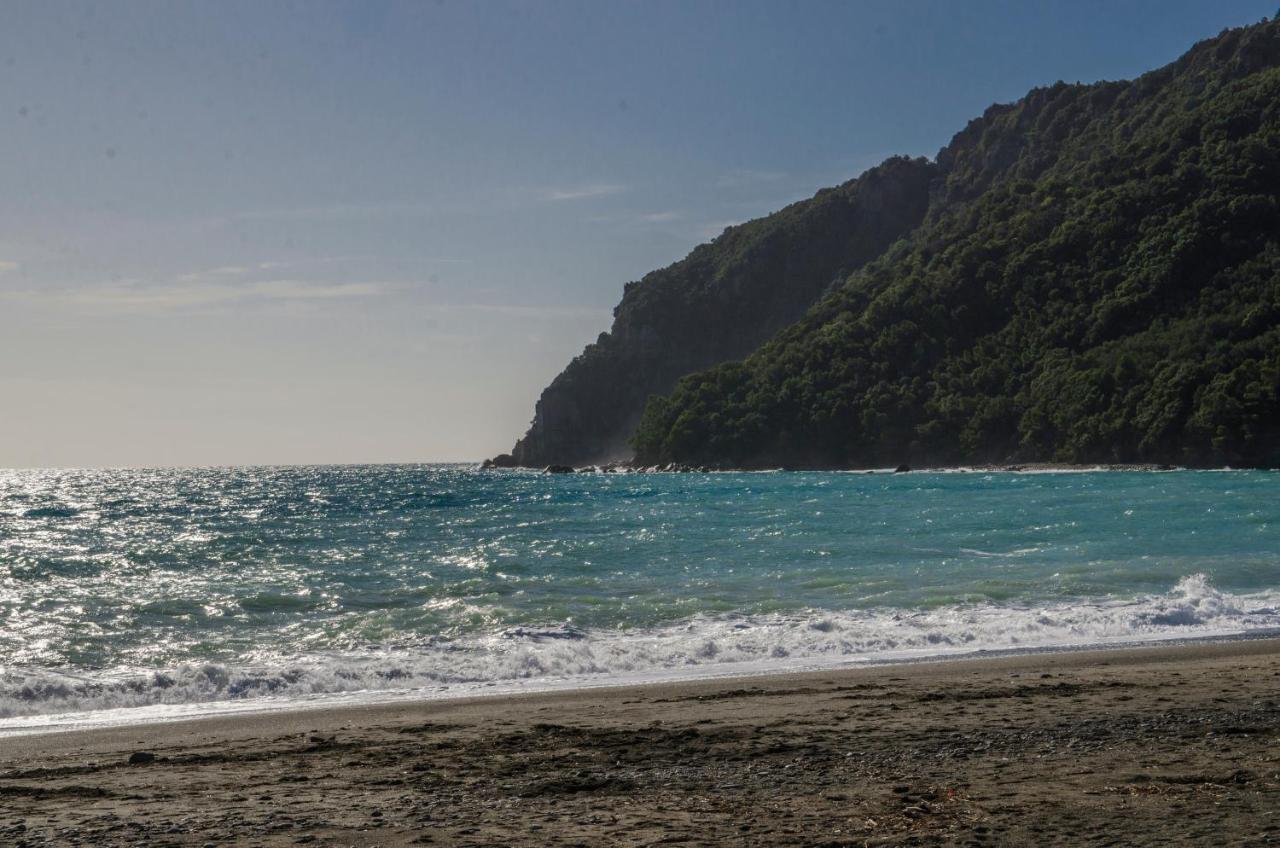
[1,0,1274,467]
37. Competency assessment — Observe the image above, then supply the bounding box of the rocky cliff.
[498,155,937,467]
[499,19,1280,471]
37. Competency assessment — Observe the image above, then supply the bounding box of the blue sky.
[1,0,1274,466]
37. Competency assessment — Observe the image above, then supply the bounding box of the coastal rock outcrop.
[495,19,1280,471]
[494,156,938,468]
[480,453,517,469]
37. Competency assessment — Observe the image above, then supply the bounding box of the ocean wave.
[2,574,1278,722]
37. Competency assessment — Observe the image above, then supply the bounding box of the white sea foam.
[3,574,1278,734]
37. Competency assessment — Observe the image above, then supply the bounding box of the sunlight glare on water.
[0,465,1278,723]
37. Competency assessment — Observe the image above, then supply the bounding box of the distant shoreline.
[495,459,1272,474]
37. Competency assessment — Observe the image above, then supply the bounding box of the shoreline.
[4,638,1279,845]
[496,460,1276,474]
[5,627,1280,739]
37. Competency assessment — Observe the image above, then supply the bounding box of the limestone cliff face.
[502,156,938,467]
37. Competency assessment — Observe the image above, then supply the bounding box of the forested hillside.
[632,19,1280,469]
[497,157,936,467]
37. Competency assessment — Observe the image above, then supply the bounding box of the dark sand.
[3,639,1279,846]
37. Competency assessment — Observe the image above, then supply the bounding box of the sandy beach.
[1,639,1277,846]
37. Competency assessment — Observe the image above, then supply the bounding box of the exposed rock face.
[499,156,938,468]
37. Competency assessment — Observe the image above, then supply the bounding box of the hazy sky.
[1,0,1273,467]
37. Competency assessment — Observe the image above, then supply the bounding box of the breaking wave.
[3,574,1277,725]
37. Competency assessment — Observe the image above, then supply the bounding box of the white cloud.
[236,202,436,221]
[429,302,610,320]
[255,256,359,271]
[3,278,386,311]
[640,210,683,223]
[545,184,627,202]
[252,279,383,300]
[176,265,251,282]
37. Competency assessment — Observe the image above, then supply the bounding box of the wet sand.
[2,639,1279,846]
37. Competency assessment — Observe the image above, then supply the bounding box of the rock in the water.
[893,464,911,473]
[128,751,157,765]
[481,453,517,469]
[543,464,575,474]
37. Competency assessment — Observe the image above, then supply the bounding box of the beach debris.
[127,751,157,765]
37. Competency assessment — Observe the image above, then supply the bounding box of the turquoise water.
[1,465,1278,724]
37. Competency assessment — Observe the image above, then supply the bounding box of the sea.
[1,464,1277,735]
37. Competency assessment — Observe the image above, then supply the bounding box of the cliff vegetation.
[631,20,1280,469]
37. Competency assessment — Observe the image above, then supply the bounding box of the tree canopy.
[633,21,1280,469]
